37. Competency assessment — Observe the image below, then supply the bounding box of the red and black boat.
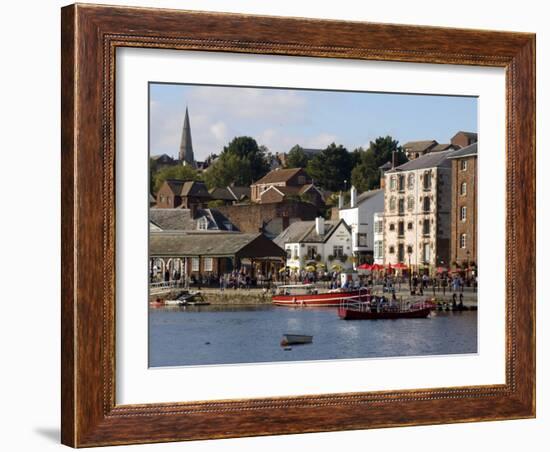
[338,299,432,320]
[272,284,369,307]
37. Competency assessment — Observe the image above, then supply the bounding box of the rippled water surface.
[149,305,477,367]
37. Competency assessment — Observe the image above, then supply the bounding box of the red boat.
[272,284,369,307]
[338,299,432,320]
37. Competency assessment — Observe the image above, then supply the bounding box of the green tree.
[286,145,310,168]
[152,164,201,194]
[203,153,253,189]
[222,136,270,182]
[350,136,407,191]
[306,143,353,191]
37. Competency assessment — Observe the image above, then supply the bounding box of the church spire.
[179,106,195,167]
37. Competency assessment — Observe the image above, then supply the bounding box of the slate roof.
[210,186,251,202]
[379,161,393,170]
[447,142,478,159]
[149,231,284,258]
[149,208,237,231]
[402,140,438,152]
[274,219,349,247]
[387,149,460,172]
[252,167,304,185]
[340,189,383,209]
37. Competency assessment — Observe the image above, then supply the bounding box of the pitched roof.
[453,131,478,140]
[149,208,237,231]
[388,149,460,172]
[402,140,438,152]
[252,167,304,185]
[447,142,478,159]
[164,180,211,198]
[431,143,457,152]
[339,189,384,209]
[379,161,393,170]
[150,231,284,258]
[274,219,349,246]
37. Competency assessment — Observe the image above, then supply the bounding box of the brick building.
[449,143,478,269]
[250,168,310,202]
[155,179,211,209]
[451,131,478,149]
[216,200,319,239]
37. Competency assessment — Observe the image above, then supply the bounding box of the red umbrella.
[358,263,372,270]
[393,262,408,270]
[370,263,383,271]
[436,266,449,273]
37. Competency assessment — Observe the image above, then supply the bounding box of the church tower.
[178,106,195,167]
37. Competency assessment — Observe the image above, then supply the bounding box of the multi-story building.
[383,150,456,272]
[337,186,384,266]
[274,217,353,272]
[373,212,384,265]
[449,143,478,269]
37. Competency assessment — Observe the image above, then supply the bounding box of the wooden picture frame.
[61,3,535,447]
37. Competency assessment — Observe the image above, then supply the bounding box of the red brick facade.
[450,155,477,267]
[216,201,319,235]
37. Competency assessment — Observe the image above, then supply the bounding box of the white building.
[274,217,353,272]
[338,186,384,266]
[373,212,384,265]
[383,150,456,272]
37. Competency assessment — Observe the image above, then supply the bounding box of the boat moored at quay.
[271,284,370,307]
[338,298,432,320]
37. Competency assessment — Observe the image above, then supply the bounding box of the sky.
[149,83,477,161]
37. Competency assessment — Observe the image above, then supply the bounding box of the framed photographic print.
[61,3,536,447]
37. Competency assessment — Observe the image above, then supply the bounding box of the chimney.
[350,186,357,208]
[391,150,398,168]
[338,193,344,209]
[315,217,325,236]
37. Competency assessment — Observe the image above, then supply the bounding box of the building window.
[460,182,467,196]
[407,196,414,211]
[298,175,306,184]
[422,243,431,263]
[423,196,430,212]
[398,175,405,192]
[203,257,213,272]
[423,170,432,190]
[374,240,383,259]
[460,206,467,221]
[422,219,430,235]
[192,257,200,272]
[306,246,317,259]
[390,176,397,191]
[407,173,415,189]
[389,197,396,212]
[460,160,468,171]
[407,245,413,254]
[375,220,383,234]
[389,245,395,254]
[357,233,367,247]
[333,246,344,257]
[389,223,395,231]
[197,217,208,230]
[286,247,291,259]
[407,222,413,230]
[398,198,405,214]
[460,233,467,248]
[398,221,404,237]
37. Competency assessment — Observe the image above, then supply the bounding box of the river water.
[148,305,477,367]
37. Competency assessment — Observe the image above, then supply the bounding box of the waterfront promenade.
[151,283,478,307]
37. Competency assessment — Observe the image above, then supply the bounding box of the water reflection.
[149,305,477,367]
